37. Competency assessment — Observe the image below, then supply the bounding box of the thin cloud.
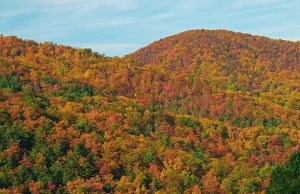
[285,36,300,42]
[34,0,139,10]
[0,10,31,18]
[249,24,300,35]
[78,43,142,51]
[82,18,138,30]
[231,0,284,7]
[36,0,79,3]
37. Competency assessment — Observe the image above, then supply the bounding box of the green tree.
[267,150,300,194]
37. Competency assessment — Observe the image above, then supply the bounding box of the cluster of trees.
[0,30,299,193]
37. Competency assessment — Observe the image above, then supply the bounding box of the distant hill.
[0,30,299,193]
[127,29,300,126]
[129,29,300,72]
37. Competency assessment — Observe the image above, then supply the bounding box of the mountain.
[127,29,300,130]
[129,29,300,70]
[0,30,299,193]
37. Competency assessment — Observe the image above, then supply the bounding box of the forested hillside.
[0,30,299,193]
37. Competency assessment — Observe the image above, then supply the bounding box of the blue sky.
[1,0,299,56]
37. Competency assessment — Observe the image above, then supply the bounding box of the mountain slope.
[0,30,299,193]
[127,30,300,126]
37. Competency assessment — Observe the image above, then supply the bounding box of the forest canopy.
[0,30,299,193]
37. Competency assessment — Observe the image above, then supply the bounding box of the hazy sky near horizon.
[1,0,299,56]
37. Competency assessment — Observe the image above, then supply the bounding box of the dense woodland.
[0,30,299,193]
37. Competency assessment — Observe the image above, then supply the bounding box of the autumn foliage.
[0,30,299,193]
